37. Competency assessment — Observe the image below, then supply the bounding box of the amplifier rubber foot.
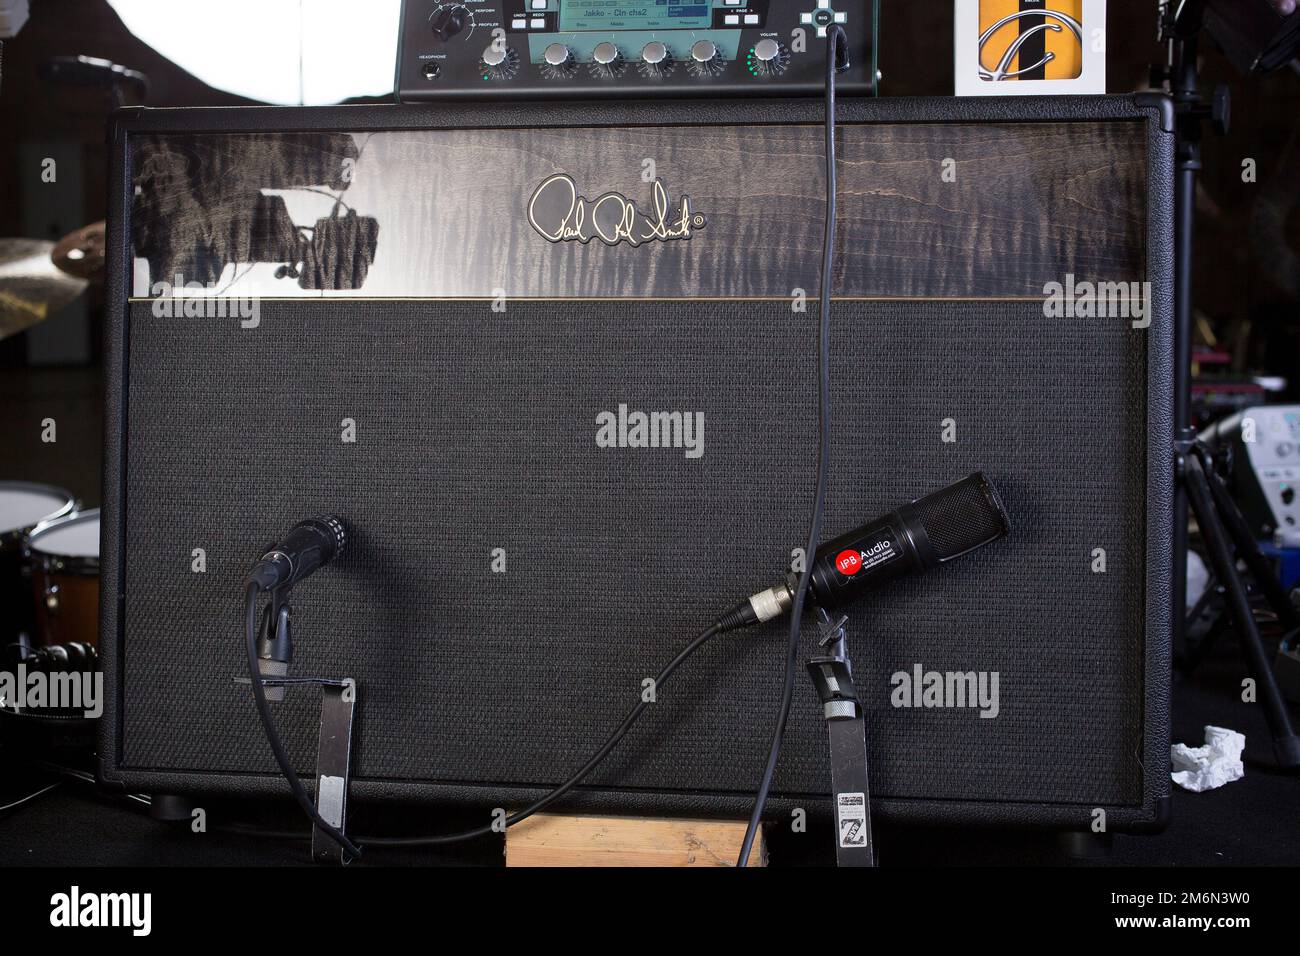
[1057,830,1114,861]
[148,793,195,822]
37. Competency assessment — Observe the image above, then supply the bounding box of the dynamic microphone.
[721,473,1010,630]
[245,516,349,592]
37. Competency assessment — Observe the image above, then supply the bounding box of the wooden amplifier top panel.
[126,120,1149,301]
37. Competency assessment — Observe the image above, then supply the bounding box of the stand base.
[1276,646,1300,706]
[1273,735,1300,770]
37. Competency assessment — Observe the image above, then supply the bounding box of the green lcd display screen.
[559,0,713,32]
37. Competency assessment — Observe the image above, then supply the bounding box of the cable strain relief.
[245,562,279,592]
[716,601,760,634]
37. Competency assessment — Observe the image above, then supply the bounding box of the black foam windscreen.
[913,473,1011,562]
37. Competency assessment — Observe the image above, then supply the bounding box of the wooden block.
[505,813,766,867]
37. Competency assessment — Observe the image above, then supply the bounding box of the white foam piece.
[1171,726,1246,793]
[0,487,71,534]
[31,515,100,558]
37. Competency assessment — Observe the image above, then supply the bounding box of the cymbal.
[0,232,93,341]
[52,221,106,282]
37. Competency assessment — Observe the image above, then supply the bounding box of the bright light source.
[107,0,401,105]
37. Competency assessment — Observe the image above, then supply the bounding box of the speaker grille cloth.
[121,298,1146,807]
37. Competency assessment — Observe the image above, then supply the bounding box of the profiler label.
[837,791,868,848]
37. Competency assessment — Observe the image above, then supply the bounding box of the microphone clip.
[816,613,850,650]
[807,609,857,719]
[257,589,294,703]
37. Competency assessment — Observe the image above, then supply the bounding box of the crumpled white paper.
[1170,726,1245,792]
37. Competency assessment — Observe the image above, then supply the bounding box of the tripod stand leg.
[1184,454,1300,768]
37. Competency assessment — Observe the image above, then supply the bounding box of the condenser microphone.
[720,474,1010,630]
[245,516,348,592]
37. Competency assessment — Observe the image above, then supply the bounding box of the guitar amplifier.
[395,0,878,100]
[99,95,1174,831]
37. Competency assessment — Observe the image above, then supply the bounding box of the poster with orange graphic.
[955,0,1107,95]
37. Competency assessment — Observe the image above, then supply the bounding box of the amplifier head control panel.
[396,0,877,99]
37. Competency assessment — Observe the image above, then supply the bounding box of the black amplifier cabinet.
[395,0,877,99]
[100,96,1174,832]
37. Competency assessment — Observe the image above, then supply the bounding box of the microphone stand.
[248,583,360,863]
[806,607,875,866]
[1157,0,1300,768]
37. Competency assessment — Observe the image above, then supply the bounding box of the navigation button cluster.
[800,0,847,38]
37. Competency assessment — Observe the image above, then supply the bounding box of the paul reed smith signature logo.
[527,173,706,246]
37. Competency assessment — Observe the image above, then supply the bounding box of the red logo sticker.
[835,549,862,576]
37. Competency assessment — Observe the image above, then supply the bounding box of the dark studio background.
[2,0,1298,509]
[0,1,1297,866]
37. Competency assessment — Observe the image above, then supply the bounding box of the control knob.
[748,38,790,77]
[541,42,577,78]
[429,4,469,41]
[590,41,626,77]
[479,43,519,80]
[688,39,726,77]
[640,40,675,77]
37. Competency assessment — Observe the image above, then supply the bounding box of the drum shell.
[1,542,38,644]
[27,510,101,649]
[0,481,77,648]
